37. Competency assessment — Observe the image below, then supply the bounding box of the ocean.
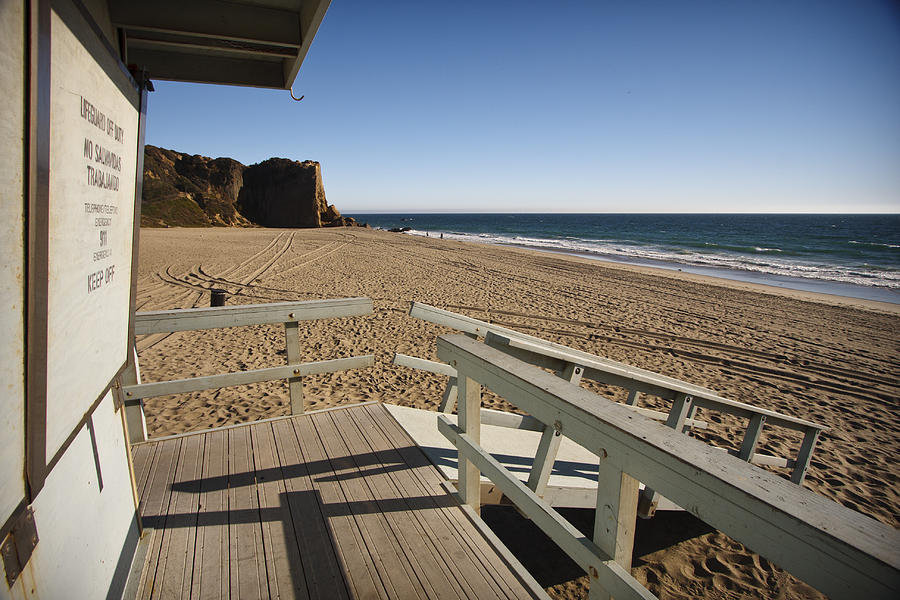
[348,213,900,304]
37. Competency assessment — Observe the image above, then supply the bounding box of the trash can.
[210,288,227,307]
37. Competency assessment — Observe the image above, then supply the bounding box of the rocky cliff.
[141,145,361,228]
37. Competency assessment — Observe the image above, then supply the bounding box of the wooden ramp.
[128,403,544,599]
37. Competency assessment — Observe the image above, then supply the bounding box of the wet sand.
[136,227,899,599]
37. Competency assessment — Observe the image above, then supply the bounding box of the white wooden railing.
[122,298,374,442]
[396,302,827,516]
[436,334,900,600]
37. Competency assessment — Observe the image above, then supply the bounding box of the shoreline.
[399,230,900,307]
[390,230,900,314]
[515,243,900,309]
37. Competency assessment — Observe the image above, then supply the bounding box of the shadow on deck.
[128,402,543,599]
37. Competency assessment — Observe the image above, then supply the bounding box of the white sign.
[45,9,138,458]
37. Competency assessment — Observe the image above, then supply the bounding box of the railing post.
[738,414,767,462]
[682,404,698,434]
[284,320,303,414]
[638,393,693,518]
[625,390,640,406]
[527,362,583,497]
[122,346,147,442]
[458,371,482,513]
[591,453,640,600]
[791,428,821,485]
[438,376,458,413]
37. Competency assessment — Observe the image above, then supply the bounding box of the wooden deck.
[129,402,543,599]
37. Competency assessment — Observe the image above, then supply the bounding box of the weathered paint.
[44,7,138,459]
[0,0,27,538]
[28,392,137,599]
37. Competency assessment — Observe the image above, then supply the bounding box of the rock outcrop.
[140,145,362,228]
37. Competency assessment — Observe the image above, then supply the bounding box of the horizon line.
[343,210,900,216]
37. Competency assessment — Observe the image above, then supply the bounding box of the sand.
[135,227,899,599]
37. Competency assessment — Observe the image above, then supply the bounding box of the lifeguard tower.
[2,1,898,599]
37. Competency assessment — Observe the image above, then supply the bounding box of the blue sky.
[145,1,900,213]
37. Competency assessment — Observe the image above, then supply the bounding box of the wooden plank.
[625,390,640,406]
[284,321,304,415]
[228,426,267,599]
[639,394,693,517]
[131,442,157,503]
[123,355,374,401]
[791,428,821,486]
[439,418,654,600]
[134,402,379,445]
[527,426,563,498]
[527,362,582,497]
[291,414,389,599]
[479,407,544,431]
[340,408,477,600]
[664,394,693,431]
[139,438,182,599]
[109,0,305,46]
[444,482,552,600]
[591,460,640,600]
[123,347,148,443]
[271,418,350,600]
[328,409,459,600]
[135,297,373,334]
[154,434,203,600]
[191,429,230,600]
[362,404,519,597]
[392,354,460,413]
[438,376,458,413]
[359,403,525,599]
[393,353,457,377]
[250,421,309,599]
[312,411,426,599]
[628,405,707,429]
[738,414,767,462]
[436,334,900,600]
[748,452,792,468]
[721,449,793,469]
[457,375,482,513]
[139,438,181,524]
[120,403,143,515]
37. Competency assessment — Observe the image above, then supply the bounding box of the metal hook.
[290,88,304,101]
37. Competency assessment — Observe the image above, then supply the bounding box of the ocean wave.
[406,229,900,289]
[849,240,900,249]
[698,241,789,255]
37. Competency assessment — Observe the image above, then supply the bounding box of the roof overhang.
[108,0,330,89]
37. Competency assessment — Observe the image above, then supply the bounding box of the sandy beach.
[135,227,899,599]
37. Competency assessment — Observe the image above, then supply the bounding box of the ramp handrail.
[436,334,900,600]
[123,298,374,441]
[404,302,825,514]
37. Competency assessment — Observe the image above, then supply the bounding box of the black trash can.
[210,288,227,307]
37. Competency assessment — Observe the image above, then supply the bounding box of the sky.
[145,0,900,214]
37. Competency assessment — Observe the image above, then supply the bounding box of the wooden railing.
[397,302,826,516]
[436,334,900,600]
[123,298,374,442]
